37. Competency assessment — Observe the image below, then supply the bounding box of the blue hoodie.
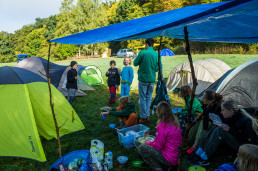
[119,66,134,85]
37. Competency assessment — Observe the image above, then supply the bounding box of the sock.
[196,147,204,156]
[192,143,198,150]
[200,152,208,160]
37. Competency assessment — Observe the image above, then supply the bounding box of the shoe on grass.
[189,158,210,166]
[139,117,150,124]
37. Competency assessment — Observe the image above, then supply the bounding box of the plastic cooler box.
[118,124,150,148]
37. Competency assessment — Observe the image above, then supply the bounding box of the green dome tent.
[77,65,104,86]
[0,67,85,162]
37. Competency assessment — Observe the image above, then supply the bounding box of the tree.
[25,26,47,57]
[0,32,15,62]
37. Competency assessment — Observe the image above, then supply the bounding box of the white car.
[117,49,135,58]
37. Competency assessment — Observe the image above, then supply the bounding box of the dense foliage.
[0,0,257,62]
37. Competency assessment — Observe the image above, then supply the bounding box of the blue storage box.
[118,124,150,148]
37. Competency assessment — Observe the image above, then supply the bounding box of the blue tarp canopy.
[51,0,258,44]
[160,48,175,56]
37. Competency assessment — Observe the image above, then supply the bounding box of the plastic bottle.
[102,114,106,120]
[104,151,113,169]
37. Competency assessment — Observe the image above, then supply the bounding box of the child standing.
[120,57,134,97]
[137,101,182,170]
[66,61,78,105]
[106,60,120,106]
[101,96,137,128]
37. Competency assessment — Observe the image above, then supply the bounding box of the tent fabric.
[15,57,94,96]
[160,48,175,56]
[199,59,258,107]
[80,65,104,86]
[0,83,46,162]
[50,0,258,44]
[0,66,47,84]
[0,67,85,162]
[197,68,234,98]
[166,58,231,95]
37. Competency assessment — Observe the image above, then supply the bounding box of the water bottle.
[104,151,113,169]
[102,114,106,120]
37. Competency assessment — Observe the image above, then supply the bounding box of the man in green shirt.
[133,38,159,123]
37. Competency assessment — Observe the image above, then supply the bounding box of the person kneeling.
[137,101,182,171]
[101,96,137,128]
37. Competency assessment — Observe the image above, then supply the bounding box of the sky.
[0,0,77,33]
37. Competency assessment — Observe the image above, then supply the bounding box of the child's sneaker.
[138,117,150,124]
[189,158,210,166]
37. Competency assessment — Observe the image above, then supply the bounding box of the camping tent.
[198,58,258,107]
[77,65,104,86]
[0,66,85,162]
[166,58,231,95]
[160,48,175,56]
[15,57,94,96]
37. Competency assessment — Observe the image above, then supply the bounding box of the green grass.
[0,54,257,171]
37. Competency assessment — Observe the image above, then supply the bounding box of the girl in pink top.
[137,101,182,171]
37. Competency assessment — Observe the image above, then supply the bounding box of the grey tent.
[15,57,94,96]
[166,58,231,95]
[198,58,258,107]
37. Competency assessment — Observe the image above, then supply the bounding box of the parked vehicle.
[117,49,135,58]
[17,54,28,63]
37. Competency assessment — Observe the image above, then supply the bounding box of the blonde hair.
[118,96,131,109]
[156,101,179,128]
[222,100,258,134]
[238,144,258,171]
[123,57,131,65]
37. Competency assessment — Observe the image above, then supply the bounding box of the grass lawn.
[0,54,257,171]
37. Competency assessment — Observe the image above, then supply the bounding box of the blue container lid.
[109,124,116,129]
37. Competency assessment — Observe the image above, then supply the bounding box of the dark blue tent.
[160,48,175,56]
[51,0,258,44]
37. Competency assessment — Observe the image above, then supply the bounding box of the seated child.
[101,96,137,128]
[178,85,203,133]
[187,91,223,154]
[137,101,182,171]
[215,144,258,171]
[189,100,258,166]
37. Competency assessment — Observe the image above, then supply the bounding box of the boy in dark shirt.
[66,61,78,104]
[106,60,120,106]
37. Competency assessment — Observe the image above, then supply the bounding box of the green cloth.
[109,101,136,116]
[188,120,213,145]
[133,47,159,83]
[181,96,203,118]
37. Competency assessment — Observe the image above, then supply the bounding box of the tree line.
[0,0,257,63]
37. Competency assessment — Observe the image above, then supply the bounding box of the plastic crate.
[118,124,150,148]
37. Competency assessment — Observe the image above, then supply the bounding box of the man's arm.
[133,51,142,66]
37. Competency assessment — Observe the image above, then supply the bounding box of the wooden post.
[178,26,198,170]
[47,42,62,158]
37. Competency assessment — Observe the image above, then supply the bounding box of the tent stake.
[178,26,198,171]
[47,42,62,158]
